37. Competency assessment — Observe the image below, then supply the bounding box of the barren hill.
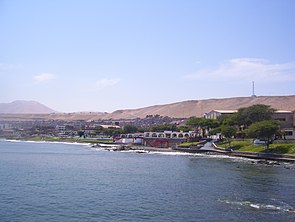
[0,100,56,114]
[1,95,294,121]
[105,95,295,119]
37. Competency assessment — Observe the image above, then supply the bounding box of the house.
[55,125,66,132]
[273,111,295,139]
[204,110,237,119]
[0,123,12,130]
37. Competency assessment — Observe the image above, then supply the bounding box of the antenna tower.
[252,81,256,97]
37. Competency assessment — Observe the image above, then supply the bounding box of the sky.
[1,0,295,113]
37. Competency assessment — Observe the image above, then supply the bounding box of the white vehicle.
[253,139,268,145]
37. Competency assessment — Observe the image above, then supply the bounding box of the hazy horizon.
[1,0,295,112]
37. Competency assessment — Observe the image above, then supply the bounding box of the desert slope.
[106,95,295,119]
[0,95,294,121]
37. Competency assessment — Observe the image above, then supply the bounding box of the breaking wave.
[219,199,294,213]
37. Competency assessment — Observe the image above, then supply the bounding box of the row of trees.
[186,104,279,148]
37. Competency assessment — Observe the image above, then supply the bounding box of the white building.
[204,110,237,119]
[143,131,197,139]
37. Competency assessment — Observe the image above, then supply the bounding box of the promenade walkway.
[200,142,215,151]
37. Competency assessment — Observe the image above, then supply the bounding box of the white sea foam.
[92,147,256,163]
[147,151,195,156]
[3,139,91,147]
[4,139,24,143]
[49,141,91,146]
[96,143,120,147]
[250,204,260,209]
[220,199,293,212]
[121,149,150,154]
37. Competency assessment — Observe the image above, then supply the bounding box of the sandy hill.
[0,100,56,114]
[105,95,295,119]
[1,95,294,121]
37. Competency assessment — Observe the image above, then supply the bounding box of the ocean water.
[0,140,294,222]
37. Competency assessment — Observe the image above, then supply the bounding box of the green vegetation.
[186,104,283,149]
[186,117,220,137]
[122,125,138,134]
[221,125,237,147]
[247,120,279,149]
[79,139,113,144]
[234,104,275,127]
[182,104,294,155]
[178,141,201,147]
[28,137,61,142]
[217,140,295,155]
[150,123,178,132]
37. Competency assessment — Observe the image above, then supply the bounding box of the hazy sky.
[1,0,295,112]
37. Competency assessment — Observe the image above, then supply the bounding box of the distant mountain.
[1,95,295,120]
[0,100,56,114]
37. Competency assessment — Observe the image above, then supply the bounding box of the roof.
[274,110,293,113]
[209,110,238,114]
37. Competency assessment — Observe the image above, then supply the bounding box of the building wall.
[281,129,295,140]
[205,111,220,119]
[0,123,12,130]
[143,138,187,148]
[272,111,294,129]
[205,110,237,119]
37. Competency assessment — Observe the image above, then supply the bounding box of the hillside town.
[1,105,295,151]
[0,114,184,141]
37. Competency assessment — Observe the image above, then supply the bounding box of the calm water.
[0,140,294,222]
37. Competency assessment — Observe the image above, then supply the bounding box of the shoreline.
[94,143,295,163]
[2,138,295,163]
[212,143,295,163]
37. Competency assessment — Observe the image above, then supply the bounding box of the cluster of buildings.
[0,115,183,140]
[0,119,117,139]
[1,108,294,148]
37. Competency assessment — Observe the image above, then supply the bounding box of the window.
[275,118,286,121]
[284,131,293,136]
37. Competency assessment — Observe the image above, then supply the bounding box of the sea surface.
[0,140,294,222]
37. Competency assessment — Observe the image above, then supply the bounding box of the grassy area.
[27,137,62,142]
[79,138,113,144]
[178,141,201,147]
[217,140,295,155]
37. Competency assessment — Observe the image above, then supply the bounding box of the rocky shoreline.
[212,143,295,163]
[92,143,295,165]
[3,138,295,165]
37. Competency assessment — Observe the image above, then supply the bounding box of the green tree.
[122,125,138,134]
[186,117,220,137]
[186,116,202,127]
[221,125,237,147]
[178,125,192,132]
[236,104,275,127]
[103,128,123,137]
[210,126,222,135]
[247,120,279,149]
[219,113,238,126]
[150,123,177,132]
[78,131,85,137]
